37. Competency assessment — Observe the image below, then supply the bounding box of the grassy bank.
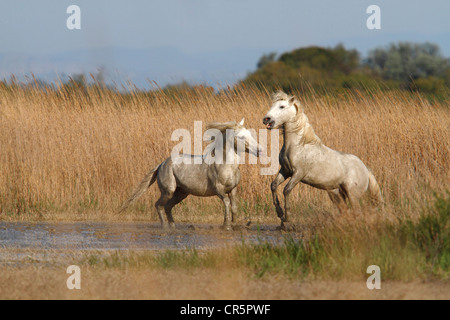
[0,193,447,299]
[80,192,448,281]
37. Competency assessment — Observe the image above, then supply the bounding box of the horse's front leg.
[217,191,232,231]
[271,171,287,220]
[229,187,238,223]
[282,171,303,231]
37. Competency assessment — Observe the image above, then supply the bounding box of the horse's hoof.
[221,224,232,231]
[161,223,175,230]
[281,221,295,232]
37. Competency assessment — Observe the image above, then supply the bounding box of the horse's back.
[292,144,370,192]
[170,157,215,196]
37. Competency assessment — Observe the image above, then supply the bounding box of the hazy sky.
[0,0,449,87]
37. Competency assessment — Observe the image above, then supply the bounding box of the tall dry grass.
[0,81,448,222]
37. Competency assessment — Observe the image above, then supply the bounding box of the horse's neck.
[283,113,321,149]
[223,135,241,166]
[204,134,241,167]
[212,149,241,176]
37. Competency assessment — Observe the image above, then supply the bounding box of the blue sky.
[0,0,449,88]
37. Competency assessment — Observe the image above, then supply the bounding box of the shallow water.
[0,221,286,252]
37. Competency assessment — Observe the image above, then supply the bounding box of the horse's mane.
[206,121,241,132]
[272,91,322,146]
[203,121,242,159]
[271,91,293,102]
[294,113,322,146]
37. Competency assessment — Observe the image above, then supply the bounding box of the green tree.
[241,45,361,93]
[257,52,277,69]
[278,45,359,74]
[366,42,449,82]
[241,42,449,94]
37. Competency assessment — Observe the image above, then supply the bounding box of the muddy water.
[0,221,287,252]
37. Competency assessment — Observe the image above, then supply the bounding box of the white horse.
[263,91,382,230]
[120,119,262,230]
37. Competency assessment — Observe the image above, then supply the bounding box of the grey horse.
[120,119,262,230]
[263,91,382,230]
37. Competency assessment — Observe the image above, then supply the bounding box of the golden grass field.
[0,83,448,222]
[0,82,448,300]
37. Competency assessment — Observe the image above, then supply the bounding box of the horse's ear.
[289,96,299,113]
[289,96,295,105]
[239,118,245,126]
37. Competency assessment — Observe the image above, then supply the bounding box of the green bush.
[411,76,446,93]
[235,236,322,278]
[396,191,449,275]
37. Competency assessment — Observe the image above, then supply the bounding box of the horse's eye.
[280,105,285,109]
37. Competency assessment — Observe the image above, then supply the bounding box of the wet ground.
[0,221,291,265]
[0,221,289,250]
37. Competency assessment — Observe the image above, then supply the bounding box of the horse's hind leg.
[340,184,362,214]
[346,190,362,214]
[328,189,348,214]
[155,162,177,229]
[155,192,173,229]
[164,189,188,229]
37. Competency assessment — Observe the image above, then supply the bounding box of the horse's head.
[234,118,263,157]
[206,118,263,158]
[263,91,302,130]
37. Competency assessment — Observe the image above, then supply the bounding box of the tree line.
[241,42,450,95]
[2,41,448,97]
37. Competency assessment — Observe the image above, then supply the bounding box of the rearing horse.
[263,91,382,230]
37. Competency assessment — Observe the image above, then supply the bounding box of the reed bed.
[1,82,449,294]
[0,82,448,223]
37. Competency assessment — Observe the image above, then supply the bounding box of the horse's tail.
[367,171,383,206]
[118,164,160,213]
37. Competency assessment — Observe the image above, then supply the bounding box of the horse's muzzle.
[263,116,274,129]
